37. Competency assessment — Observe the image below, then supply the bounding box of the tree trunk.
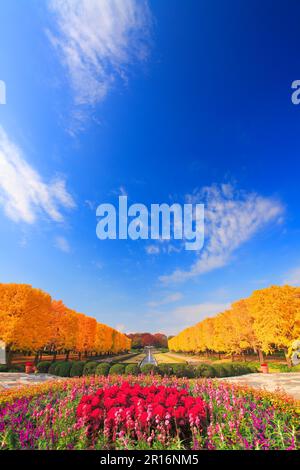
[6,346,13,368]
[52,352,57,363]
[65,351,69,361]
[284,348,292,368]
[257,348,264,364]
[34,352,39,365]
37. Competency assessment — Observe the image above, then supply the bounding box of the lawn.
[120,353,146,364]
[154,353,187,364]
[0,375,298,450]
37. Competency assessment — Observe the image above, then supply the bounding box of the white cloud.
[283,267,300,286]
[145,244,160,255]
[147,292,183,308]
[0,126,75,224]
[151,301,230,335]
[54,236,71,253]
[160,184,284,283]
[48,0,151,106]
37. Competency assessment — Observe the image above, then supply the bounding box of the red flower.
[76,381,207,444]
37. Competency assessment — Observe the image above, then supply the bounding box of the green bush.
[194,363,216,378]
[8,364,25,373]
[219,363,235,377]
[140,364,158,374]
[70,361,86,377]
[37,361,52,373]
[83,361,98,376]
[48,361,60,375]
[55,361,73,377]
[0,365,8,372]
[95,363,111,376]
[157,364,173,376]
[213,364,228,378]
[109,364,126,375]
[125,364,140,376]
[171,364,194,378]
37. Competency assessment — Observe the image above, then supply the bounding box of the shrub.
[8,364,25,373]
[70,361,86,377]
[171,364,194,378]
[95,363,111,376]
[0,365,8,372]
[109,364,126,375]
[219,363,235,377]
[125,364,140,376]
[48,361,60,375]
[157,364,173,376]
[213,364,228,378]
[83,361,98,376]
[140,364,158,374]
[55,361,73,377]
[194,363,216,378]
[37,361,52,374]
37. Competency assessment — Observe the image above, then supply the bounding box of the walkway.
[0,373,64,390]
[220,373,300,400]
[1,372,299,400]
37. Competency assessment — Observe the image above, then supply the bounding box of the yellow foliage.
[168,285,300,357]
[0,283,131,355]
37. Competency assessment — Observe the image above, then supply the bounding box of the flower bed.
[0,375,298,450]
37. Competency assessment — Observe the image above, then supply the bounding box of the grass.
[154,353,187,364]
[120,353,146,364]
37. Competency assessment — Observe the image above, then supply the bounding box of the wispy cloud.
[151,301,230,335]
[160,183,284,283]
[48,0,151,106]
[283,266,300,286]
[0,126,75,224]
[145,244,160,255]
[147,292,183,308]
[54,236,71,253]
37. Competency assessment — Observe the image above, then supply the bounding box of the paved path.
[220,373,300,400]
[1,372,299,401]
[0,373,64,390]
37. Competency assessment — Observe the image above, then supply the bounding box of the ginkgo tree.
[0,283,131,364]
[168,285,300,365]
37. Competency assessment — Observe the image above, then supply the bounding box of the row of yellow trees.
[0,283,131,363]
[168,286,300,364]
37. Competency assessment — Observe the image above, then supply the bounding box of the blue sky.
[1,0,300,335]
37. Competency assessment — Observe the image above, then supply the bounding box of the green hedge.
[70,361,86,377]
[125,364,140,376]
[140,364,158,374]
[157,364,173,376]
[37,361,52,373]
[171,364,194,378]
[83,361,98,376]
[55,361,73,377]
[109,364,126,375]
[30,359,259,378]
[194,363,217,378]
[95,363,111,376]
[48,362,60,375]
